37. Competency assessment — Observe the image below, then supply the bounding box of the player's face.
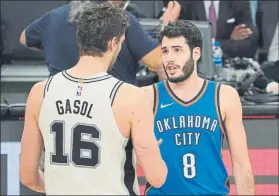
[108,35,125,71]
[161,36,196,83]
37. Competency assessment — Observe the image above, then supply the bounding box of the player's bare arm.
[121,84,167,188]
[135,85,159,167]
[113,84,167,187]
[20,81,46,193]
[220,85,255,195]
[142,85,154,107]
[131,86,167,188]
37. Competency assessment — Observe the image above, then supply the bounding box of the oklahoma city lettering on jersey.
[156,115,218,146]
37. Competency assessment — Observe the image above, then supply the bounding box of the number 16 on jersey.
[50,121,101,168]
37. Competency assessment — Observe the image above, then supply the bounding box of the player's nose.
[166,60,176,67]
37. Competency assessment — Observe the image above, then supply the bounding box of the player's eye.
[162,50,168,55]
[174,48,181,53]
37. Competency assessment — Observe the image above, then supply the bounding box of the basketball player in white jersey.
[20,2,167,195]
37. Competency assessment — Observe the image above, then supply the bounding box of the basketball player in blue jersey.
[142,21,255,195]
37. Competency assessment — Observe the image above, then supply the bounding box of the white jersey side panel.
[38,72,139,195]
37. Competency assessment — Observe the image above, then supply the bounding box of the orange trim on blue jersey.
[144,185,153,195]
[164,80,208,107]
[225,177,230,193]
[215,83,230,193]
[215,83,225,158]
[153,84,159,117]
[215,83,225,135]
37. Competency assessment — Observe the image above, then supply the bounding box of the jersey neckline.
[62,71,112,83]
[164,79,208,107]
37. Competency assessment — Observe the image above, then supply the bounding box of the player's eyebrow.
[161,45,183,50]
[171,45,183,49]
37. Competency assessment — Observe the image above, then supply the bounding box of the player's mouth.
[167,65,179,74]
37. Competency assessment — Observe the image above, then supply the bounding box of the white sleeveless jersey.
[39,71,139,195]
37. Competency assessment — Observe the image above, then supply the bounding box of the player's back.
[145,80,229,195]
[39,71,139,195]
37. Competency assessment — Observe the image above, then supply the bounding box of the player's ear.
[108,37,118,51]
[192,47,201,62]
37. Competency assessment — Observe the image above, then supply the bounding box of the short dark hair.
[159,20,203,53]
[75,2,129,57]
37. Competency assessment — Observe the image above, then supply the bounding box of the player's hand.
[230,24,252,40]
[162,1,181,25]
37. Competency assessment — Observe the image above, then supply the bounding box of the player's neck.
[69,56,110,78]
[168,73,204,103]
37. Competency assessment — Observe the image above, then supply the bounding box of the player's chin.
[167,71,181,78]
[168,75,180,82]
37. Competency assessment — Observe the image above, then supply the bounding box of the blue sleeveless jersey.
[145,80,229,195]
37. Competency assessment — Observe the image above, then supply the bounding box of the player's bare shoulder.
[141,85,155,105]
[28,80,48,99]
[116,83,146,106]
[142,85,154,96]
[219,84,240,101]
[25,79,49,120]
[114,83,152,116]
[219,83,242,115]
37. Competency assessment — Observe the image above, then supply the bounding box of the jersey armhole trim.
[153,84,159,116]
[110,80,124,106]
[216,83,230,191]
[43,76,54,98]
[215,83,226,135]
[144,183,153,195]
